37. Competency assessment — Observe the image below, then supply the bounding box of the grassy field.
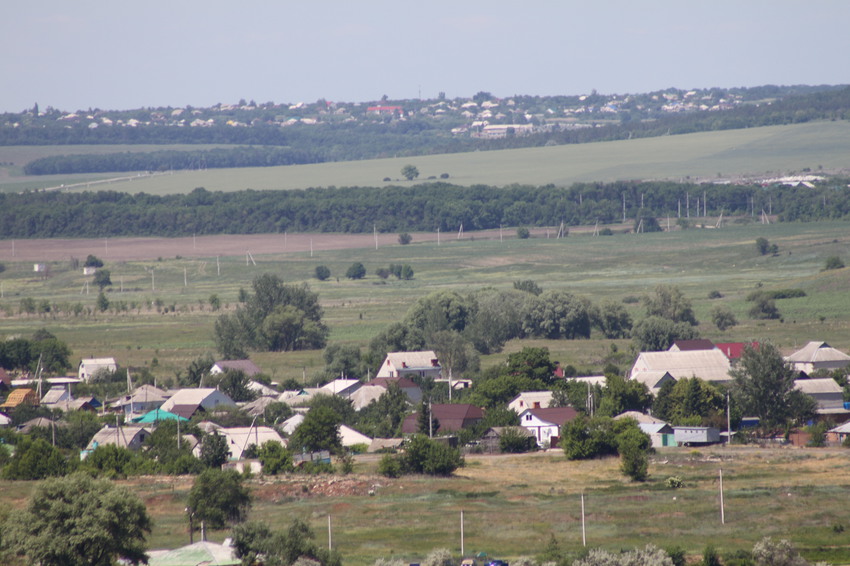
[1,220,849,383]
[2,121,850,194]
[3,446,848,564]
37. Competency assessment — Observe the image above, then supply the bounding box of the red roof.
[715,342,759,360]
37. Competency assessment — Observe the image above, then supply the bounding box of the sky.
[3,1,850,113]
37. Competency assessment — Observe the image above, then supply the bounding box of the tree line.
[23,146,325,175]
[5,179,850,238]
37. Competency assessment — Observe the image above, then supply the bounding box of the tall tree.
[642,284,698,325]
[187,469,251,532]
[3,473,151,566]
[731,342,817,434]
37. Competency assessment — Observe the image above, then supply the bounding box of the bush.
[315,265,331,281]
[377,453,402,478]
[345,262,366,280]
[398,232,412,245]
[825,255,845,270]
[708,290,723,299]
[516,227,530,239]
[665,476,684,489]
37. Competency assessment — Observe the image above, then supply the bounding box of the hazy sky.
[3,1,849,113]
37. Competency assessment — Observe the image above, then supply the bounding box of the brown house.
[401,403,484,435]
[0,388,39,410]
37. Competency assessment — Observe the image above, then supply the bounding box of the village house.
[78,357,117,382]
[210,359,262,377]
[401,403,484,435]
[518,406,579,448]
[630,349,732,384]
[508,391,554,413]
[84,424,151,453]
[160,388,236,419]
[376,351,442,380]
[785,341,850,375]
[0,388,39,410]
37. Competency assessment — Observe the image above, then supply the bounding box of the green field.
[1,220,849,383]
[2,121,850,194]
[4,447,848,565]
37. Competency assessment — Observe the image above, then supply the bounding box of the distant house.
[210,359,262,377]
[215,426,286,460]
[401,404,484,435]
[631,371,676,396]
[279,387,324,407]
[669,339,716,352]
[147,541,239,566]
[0,388,39,410]
[340,424,372,448]
[480,426,535,453]
[240,396,278,418]
[785,342,850,375]
[366,376,423,404]
[377,351,442,380]
[673,426,721,446]
[321,378,363,398]
[41,385,72,406]
[110,384,170,416]
[715,342,759,363]
[794,377,847,415]
[0,412,11,427]
[85,425,150,453]
[160,388,235,420]
[508,391,554,413]
[280,413,305,435]
[78,357,117,382]
[827,420,850,444]
[630,350,732,384]
[518,407,579,447]
[614,412,675,447]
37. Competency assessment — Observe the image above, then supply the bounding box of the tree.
[618,426,650,481]
[513,280,542,296]
[499,426,536,453]
[516,227,530,239]
[96,291,110,312]
[642,284,697,325]
[597,374,653,417]
[200,431,230,468]
[522,290,593,339]
[257,440,293,475]
[430,330,479,379]
[401,164,419,181]
[398,232,412,245]
[594,300,633,339]
[731,342,817,434]
[748,292,780,319]
[399,434,463,476]
[1,436,66,480]
[287,406,343,454]
[232,519,342,566]
[93,269,112,290]
[345,262,366,279]
[315,265,331,281]
[711,304,738,331]
[357,382,411,438]
[751,537,810,566]
[3,472,151,565]
[213,369,257,402]
[322,343,364,380]
[400,264,414,280]
[631,316,700,352]
[84,254,104,268]
[755,237,779,256]
[506,346,558,383]
[208,293,221,311]
[187,469,251,531]
[406,290,475,337]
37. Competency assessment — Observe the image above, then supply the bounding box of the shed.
[673,426,721,446]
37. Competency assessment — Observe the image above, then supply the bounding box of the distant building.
[78,358,117,382]
[377,351,441,380]
[785,342,850,375]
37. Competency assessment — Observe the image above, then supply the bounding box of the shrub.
[708,290,723,299]
[825,255,845,270]
[665,476,684,489]
[516,227,530,239]
[345,262,366,280]
[315,265,331,281]
[398,232,412,245]
[377,453,402,478]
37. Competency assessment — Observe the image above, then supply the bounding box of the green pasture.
[2,121,850,194]
[5,446,848,564]
[1,220,850,383]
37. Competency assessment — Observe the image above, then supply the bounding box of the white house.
[785,342,850,375]
[160,388,235,419]
[321,378,362,398]
[210,359,263,377]
[85,425,150,453]
[339,424,372,448]
[508,391,554,413]
[518,407,579,447]
[376,351,441,379]
[214,426,286,460]
[110,384,170,416]
[78,357,117,381]
[630,350,732,384]
[794,377,847,414]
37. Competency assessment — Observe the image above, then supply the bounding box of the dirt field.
[0,225,616,263]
